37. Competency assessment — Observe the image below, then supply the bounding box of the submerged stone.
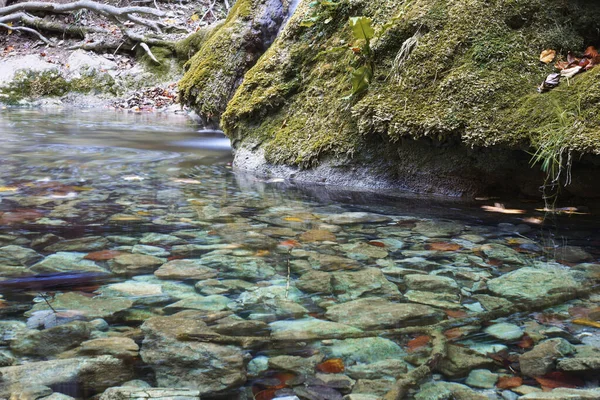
[140,315,245,393]
[487,267,580,302]
[154,259,217,280]
[325,298,442,330]
[484,322,523,341]
[30,252,107,274]
[270,318,362,341]
[331,268,401,302]
[27,292,133,319]
[317,337,405,365]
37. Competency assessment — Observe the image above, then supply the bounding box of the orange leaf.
[407,335,430,352]
[517,333,534,349]
[253,389,277,400]
[443,327,464,340]
[279,239,302,248]
[539,49,556,64]
[425,242,461,251]
[316,358,345,373]
[254,250,270,257]
[584,46,598,59]
[496,376,523,389]
[444,309,468,319]
[555,60,569,70]
[534,372,583,389]
[572,318,600,329]
[368,241,386,247]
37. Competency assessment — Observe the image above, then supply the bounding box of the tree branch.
[0,0,165,17]
[0,21,52,44]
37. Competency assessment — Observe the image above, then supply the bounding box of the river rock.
[44,236,109,252]
[331,268,401,302]
[341,242,389,260]
[351,379,392,396]
[132,244,170,257]
[479,243,527,265]
[413,220,463,237]
[97,281,170,306]
[484,322,523,341]
[154,259,218,280]
[556,356,600,372]
[27,292,133,319]
[211,315,269,336]
[518,388,600,399]
[0,54,58,85]
[403,274,459,293]
[487,267,580,302]
[297,270,333,294]
[29,252,107,274]
[317,337,405,365]
[10,321,91,356]
[140,315,245,393]
[140,232,184,246]
[0,245,42,266]
[40,392,76,400]
[415,382,488,400]
[268,354,324,374]
[325,298,442,330]
[199,254,276,280]
[108,254,164,276]
[438,344,496,378]
[0,350,15,367]
[345,359,408,380]
[555,245,594,264]
[322,212,391,225]
[300,229,337,242]
[75,337,139,359]
[465,369,498,389]
[519,338,575,377]
[0,356,135,397]
[306,252,360,272]
[270,318,362,341]
[100,387,200,400]
[165,294,232,312]
[404,290,462,309]
[195,278,255,295]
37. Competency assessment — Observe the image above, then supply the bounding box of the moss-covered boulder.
[178,0,289,125]
[186,0,600,196]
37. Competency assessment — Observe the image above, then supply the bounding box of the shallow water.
[0,109,599,400]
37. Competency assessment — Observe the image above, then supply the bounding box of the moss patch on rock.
[0,69,120,104]
[221,0,600,168]
[178,0,287,125]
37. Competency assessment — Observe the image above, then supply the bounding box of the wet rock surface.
[0,111,599,399]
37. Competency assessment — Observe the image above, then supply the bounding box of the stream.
[0,109,599,400]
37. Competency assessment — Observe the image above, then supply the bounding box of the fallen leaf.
[368,241,386,248]
[567,51,579,65]
[481,204,526,214]
[254,250,270,257]
[572,318,600,329]
[0,186,18,192]
[534,371,584,389]
[561,65,583,78]
[299,229,336,242]
[444,309,468,319]
[425,242,461,251]
[539,49,556,64]
[517,333,534,349]
[283,217,303,222]
[496,376,523,389]
[279,239,302,248]
[443,327,464,340]
[252,389,277,400]
[555,60,569,70]
[584,46,598,59]
[316,358,345,373]
[407,335,430,352]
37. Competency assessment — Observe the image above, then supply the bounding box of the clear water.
[0,109,599,400]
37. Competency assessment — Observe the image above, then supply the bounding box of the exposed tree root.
[0,0,174,56]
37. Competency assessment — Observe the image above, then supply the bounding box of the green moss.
[0,69,120,103]
[223,0,600,168]
[139,46,174,76]
[174,27,216,61]
[178,0,270,123]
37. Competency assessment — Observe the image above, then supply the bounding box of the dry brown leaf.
[407,335,431,352]
[496,376,523,389]
[316,358,345,373]
[539,49,556,64]
[572,318,600,329]
[425,242,461,251]
[584,46,599,59]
